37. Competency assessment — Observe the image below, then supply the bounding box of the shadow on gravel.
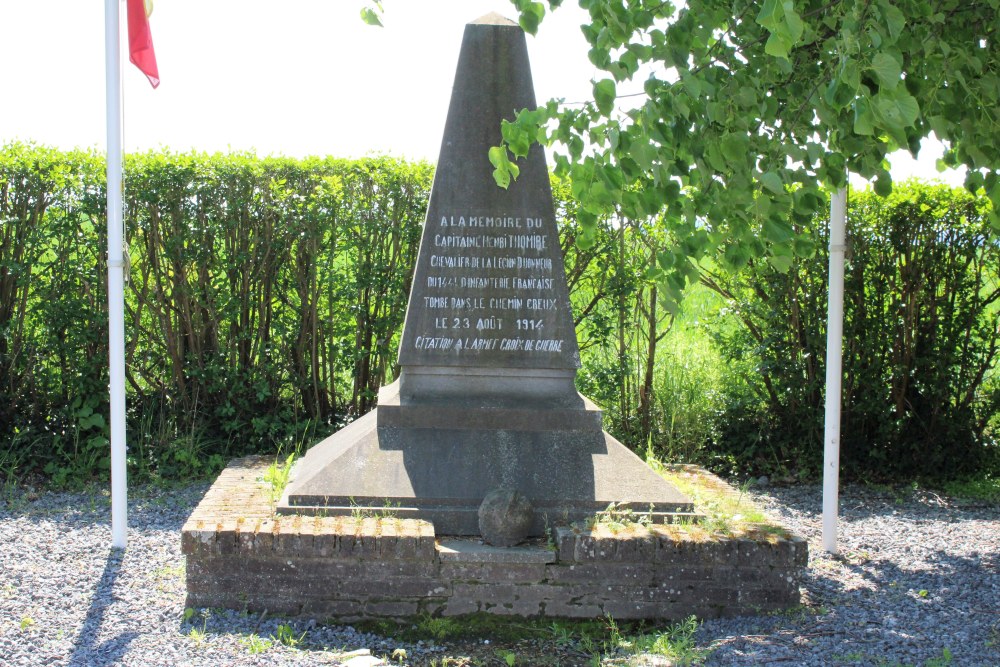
[759,483,998,521]
[800,550,1000,659]
[66,548,140,666]
[700,549,1000,664]
[0,483,207,530]
[808,547,999,603]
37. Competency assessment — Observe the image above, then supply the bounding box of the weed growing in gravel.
[357,612,711,665]
[240,633,272,654]
[774,603,830,621]
[183,607,210,645]
[19,616,35,632]
[925,647,954,666]
[587,501,654,531]
[496,648,517,666]
[873,647,954,667]
[154,563,184,580]
[417,614,461,641]
[260,428,313,505]
[187,626,206,645]
[600,614,707,665]
[273,623,306,648]
[548,620,575,646]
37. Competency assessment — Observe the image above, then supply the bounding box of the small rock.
[478,489,533,547]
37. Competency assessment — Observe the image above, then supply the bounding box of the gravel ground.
[697,485,1000,666]
[0,480,997,666]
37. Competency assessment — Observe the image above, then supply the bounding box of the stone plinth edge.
[184,457,807,620]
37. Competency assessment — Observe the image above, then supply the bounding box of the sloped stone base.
[183,457,807,620]
[279,384,694,536]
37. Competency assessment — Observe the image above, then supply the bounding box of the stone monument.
[279,13,692,535]
[185,15,806,621]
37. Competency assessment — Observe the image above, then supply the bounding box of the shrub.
[706,183,999,481]
[0,145,432,483]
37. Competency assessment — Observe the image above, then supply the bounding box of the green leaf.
[760,171,784,195]
[756,0,803,60]
[881,2,906,42]
[756,0,781,32]
[721,133,750,163]
[764,32,794,60]
[768,253,794,272]
[488,146,519,189]
[657,249,676,270]
[723,242,753,270]
[870,52,901,90]
[873,89,920,130]
[826,61,861,110]
[806,143,823,166]
[359,7,382,27]
[501,116,537,158]
[873,170,893,196]
[792,237,817,258]
[781,3,804,47]
[853,96,876,135]
[594,79,617,116]
[763,218,794,243]
[793,189,821,215]
[517,1,545,35]
[989,210,1000,232]
[576,211,598,249]
[79,413,106,431]
[705,143,728,172]
[629,139,657,170]
[986,181,1000,212]
[644,265,665,281]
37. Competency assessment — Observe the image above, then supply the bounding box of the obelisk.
[394,12,580,406]
[280,14,690,535]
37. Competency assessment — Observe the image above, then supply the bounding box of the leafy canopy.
[496,0,1000,309]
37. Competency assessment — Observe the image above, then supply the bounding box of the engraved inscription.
[414,212,565,356]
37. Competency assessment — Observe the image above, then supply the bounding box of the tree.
[494,0,999,308]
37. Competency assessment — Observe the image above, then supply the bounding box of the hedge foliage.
[0,144,431,481]
[706,184,1000,480]
[1,144,997,485]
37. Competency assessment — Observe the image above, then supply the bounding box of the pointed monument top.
[396,6,581,399]
[470,12,518,26]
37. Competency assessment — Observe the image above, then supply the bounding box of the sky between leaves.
[0,0,961,186]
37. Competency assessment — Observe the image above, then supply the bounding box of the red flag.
[127,0,159,88]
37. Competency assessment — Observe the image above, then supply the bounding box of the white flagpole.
[822,186,848,554]
[105,0,128,550]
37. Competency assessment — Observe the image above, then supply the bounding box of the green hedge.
[0,144,433,482]
[708,183,1000,481]
[2,144,996,485]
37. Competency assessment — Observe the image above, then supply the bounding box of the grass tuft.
[262,452,296,505]
[658,464,789,539]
